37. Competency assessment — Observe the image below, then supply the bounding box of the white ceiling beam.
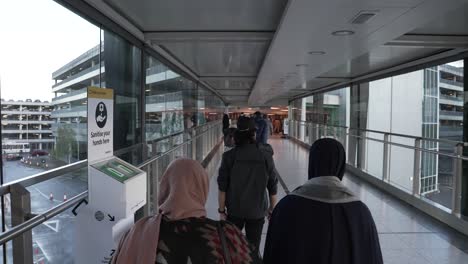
[291,47,468,101]
[145,32,274,44]
[84,0,145,40]
[199,76,256,82]
[386,34,468,48]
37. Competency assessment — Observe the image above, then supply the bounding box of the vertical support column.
[290,120,294,139]
[39,106,43,150]
[452,144,463,215]
[462,58,468,217]
[382,133,390,182]
[413,138,422,196]
[300,99,307,142]
[11,184,33,264]
[19,105,23,140]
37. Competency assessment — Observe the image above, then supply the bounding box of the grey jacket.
[218,143,279,219]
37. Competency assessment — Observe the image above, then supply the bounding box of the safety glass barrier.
[289,121,464,216]
[139,121,223,215]
[0,166,87,263]
[0,121,223,263]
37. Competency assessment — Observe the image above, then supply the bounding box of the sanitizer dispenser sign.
[87,87,113,163]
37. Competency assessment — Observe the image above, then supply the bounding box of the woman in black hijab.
[264,138,383,264]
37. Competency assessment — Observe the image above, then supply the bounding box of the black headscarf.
[223,114,230,130]
[308,138,346,180]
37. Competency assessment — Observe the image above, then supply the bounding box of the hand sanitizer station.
[74,87,147,263]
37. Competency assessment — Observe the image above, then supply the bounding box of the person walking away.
[264,114,273,136]
[218,116,279,253]
[222,113,230,135]
[223,127,237,152]
[237,112,245,126]
[273,119,281,134]
[264,138,383,264]
[112,158,261,264]
[253,111,268,144]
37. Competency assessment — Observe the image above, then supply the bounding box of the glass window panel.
[1,0,99,182]
[103,30,142,164]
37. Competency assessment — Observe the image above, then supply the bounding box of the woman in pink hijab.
[112,158,261,264]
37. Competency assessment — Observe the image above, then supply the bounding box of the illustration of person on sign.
[96,102,108,128]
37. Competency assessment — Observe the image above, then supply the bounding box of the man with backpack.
[217,116,279,253]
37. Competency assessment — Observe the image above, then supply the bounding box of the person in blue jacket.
[253,111,268,144]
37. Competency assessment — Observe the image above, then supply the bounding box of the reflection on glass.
[103,30,143,164]
[144,55,224,159]
[289,60,465,210]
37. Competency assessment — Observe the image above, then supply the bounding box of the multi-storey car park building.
[51,45,102,161]
[51,44,217,161]
[1,99,54,152]
[437,64,464,187]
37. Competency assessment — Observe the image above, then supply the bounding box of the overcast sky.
[0,0,100,101]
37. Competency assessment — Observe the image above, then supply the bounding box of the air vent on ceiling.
[350,11,378,24]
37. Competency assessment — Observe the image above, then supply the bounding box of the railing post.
[295,121,298,139]
[343,127,348,154]
[452,143,463,215]
[413,138,422,196]
[11,184,33,264]
[142,164,151,217]
[191,129,197,160]
[291,121,295,138]
[317,124,320,140]
[355,130,361,169]
[308,123,313,145]
[153,159,159,213]
[382,133,390,182]
[359,130,367,170]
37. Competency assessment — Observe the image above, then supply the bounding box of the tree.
[52,124,76,163]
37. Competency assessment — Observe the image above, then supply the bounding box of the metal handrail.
[0,160,88,196]
[295,120,463,145]
[0,120,222,246]
[0,191,88,246]
[0,120,221,196]
[291,120,467,234]
[138,121,221,168]
[346,133,468,161]
[291,120,468,160]
[113,120,221,157]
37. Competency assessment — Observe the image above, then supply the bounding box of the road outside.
[1,159,87,264]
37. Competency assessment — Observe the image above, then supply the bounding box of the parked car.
[6,154,22,161]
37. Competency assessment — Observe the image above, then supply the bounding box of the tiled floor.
[206,137,468,263]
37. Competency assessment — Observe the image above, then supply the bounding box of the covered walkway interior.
[207,137,468,263]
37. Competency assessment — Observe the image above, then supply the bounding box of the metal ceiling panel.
[218,90,251,96]
[223,95,250,102]
[104,0,287,31]
[205,80,254,90]
[158,40,269,77]
[319,46,442,79]
[410,3,468,35]
[249,0,468,105]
